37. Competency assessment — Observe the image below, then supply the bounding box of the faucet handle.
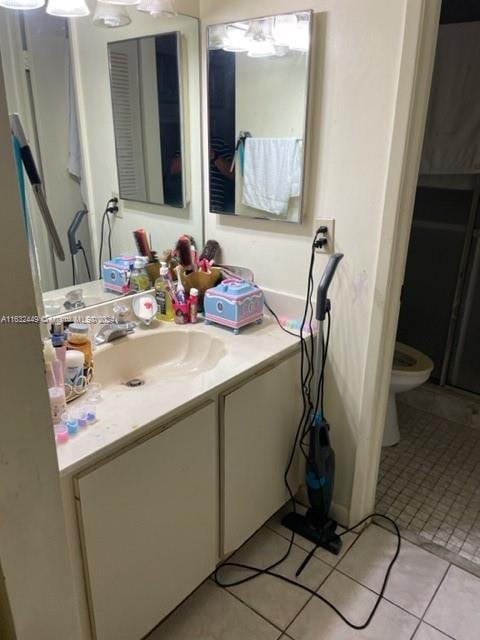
[113,303,130,324]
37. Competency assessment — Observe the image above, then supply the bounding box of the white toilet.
[383,342,434,447]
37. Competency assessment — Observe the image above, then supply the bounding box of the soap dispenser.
[130,256,150,292]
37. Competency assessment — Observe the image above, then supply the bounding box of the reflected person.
[209,137,235,213]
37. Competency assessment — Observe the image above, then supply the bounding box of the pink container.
[173,301,191,324]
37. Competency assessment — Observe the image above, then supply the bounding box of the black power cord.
[98,197,119,276]
[215,232,401,630]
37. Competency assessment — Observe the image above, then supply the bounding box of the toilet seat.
[393,342,434,376]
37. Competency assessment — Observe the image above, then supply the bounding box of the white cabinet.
[75,402,218,640]
[221,354,303,555]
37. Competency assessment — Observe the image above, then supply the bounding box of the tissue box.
[102,256,136,293]
[204,279,264,334]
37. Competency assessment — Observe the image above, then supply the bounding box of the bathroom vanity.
[58,318,303,640]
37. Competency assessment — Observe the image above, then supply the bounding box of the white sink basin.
[93,329,226,388]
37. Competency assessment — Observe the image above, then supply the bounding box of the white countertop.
[57,316,300,477]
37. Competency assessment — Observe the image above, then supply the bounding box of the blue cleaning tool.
[282,253,344,555]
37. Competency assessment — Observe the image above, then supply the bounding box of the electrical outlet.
[111,191,123,218]
[314,218,335,253]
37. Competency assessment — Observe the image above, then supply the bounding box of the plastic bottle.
[67,323,93,379]
[155,262,174,321]
[65,349,85,388]
[190,287,199,324]
[130,256,150,292]
[52,321,67,378]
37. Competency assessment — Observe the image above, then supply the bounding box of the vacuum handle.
[316,253,344,321]
[68,210,88,256]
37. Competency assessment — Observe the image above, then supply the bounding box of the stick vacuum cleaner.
[282,253,344,555]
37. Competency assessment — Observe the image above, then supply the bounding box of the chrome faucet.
[95,304,136,345]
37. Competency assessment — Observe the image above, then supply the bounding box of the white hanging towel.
[242,137,302,215]
[420,22,480,175]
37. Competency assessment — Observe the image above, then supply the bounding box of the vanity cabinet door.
[222,354,303,555]
[75,402,218,640]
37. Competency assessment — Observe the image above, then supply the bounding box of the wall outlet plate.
[112,192,123,219]
[314,218,335,253]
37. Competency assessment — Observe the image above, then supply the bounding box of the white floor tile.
[413,623,452,639]
[145,580,279,640]
[266,504,357,566]
[218,527,331,630]
[287,571,418,640]
[337,524,448,617]
[425,565,480,640]
[377,402,480,569]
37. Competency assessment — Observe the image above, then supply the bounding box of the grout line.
[223,587,286,635]
[419,564,451,625]
[408,617,422,640]
[283,564,336,636]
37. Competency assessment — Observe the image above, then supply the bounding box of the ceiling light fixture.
[46,0,89,17]
[137,0,176,17]
[0,0,45,8]
[93,1,130,27]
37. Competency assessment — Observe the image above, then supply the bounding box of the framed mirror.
[109,32,186,208]
[0,4,203,319]
[207,11,313,223]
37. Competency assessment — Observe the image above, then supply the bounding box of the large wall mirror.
[109,32,186,208]
[207,11,313,223]
[0,2,202,318]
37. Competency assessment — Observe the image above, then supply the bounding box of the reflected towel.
[242,137,302,215]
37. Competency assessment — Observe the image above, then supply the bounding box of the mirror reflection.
[109,32,186,208]
[207,11,312,222]
[0,4,202,317]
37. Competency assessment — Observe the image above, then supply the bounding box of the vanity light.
[208,24,228,49]
[137,0,176,17]
[0,0,45,8]
[93,1,130,27]
[289,15,310,52]
[247,40,276,58]
[223,24,249,53]
[273,13,297,47]
[46,0,89,17]
[98,0,140,5]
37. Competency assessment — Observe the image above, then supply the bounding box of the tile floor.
[376,401,480,573]
[146,509,480,639]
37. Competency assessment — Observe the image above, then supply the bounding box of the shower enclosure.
[397,178,480,395]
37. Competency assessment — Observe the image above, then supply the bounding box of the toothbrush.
[175,266,186,304]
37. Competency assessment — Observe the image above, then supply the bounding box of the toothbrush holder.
[172,301,191,324]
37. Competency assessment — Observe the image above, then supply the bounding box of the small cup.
[173,301,190,325]
[54,424,69,444]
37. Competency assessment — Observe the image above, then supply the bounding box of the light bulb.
[273,14,298,47]
[0,0,45,8]
[93,1,130,27]
[46,0,89,17]
[137,0,176,16]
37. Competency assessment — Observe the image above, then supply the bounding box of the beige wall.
[201,0,434,521]
[71,2,203,272]
[0,55,82,640]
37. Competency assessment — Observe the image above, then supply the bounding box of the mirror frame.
[206,10,314,223]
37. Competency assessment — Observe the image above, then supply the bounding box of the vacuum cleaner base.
[282,511,343,555]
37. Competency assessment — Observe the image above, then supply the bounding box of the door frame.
[349,0,442,525]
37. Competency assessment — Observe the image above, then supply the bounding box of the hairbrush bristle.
[176,236,193,269]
